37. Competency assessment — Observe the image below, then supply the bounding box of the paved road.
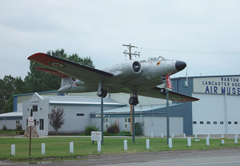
[95,148,240,166]
[1,148,240,165]
[96,150,240,166]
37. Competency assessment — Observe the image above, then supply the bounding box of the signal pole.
[122,43,140,136]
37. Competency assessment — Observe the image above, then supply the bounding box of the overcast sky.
[1,0,240,79]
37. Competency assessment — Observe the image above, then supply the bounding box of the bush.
[103,131,115,136]
[16,124,22,131]
[84,124,99,135]
[2,125,7,131]
[103,131,132,136]
[135,122,142,135]
[107,122,119,133]
[107,126,115,133]
[118,131,131,136]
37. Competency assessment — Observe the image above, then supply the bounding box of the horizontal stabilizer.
[36,67,69,78]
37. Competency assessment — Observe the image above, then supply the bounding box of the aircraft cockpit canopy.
[139,56,166,63]
[148,56,166,62]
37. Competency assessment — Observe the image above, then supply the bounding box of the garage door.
[192,93,240,134]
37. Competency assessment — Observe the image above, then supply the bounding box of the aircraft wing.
[36,67,69,78]
[139,87,199,102]
[28,53,114,83]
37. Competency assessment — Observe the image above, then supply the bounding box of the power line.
[140,47,240,54]
[189,66,240,68]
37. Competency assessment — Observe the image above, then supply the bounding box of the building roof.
[13,90,59,97]
[0,112,22,118]
[41,95,126,106]
[91,104,181,114]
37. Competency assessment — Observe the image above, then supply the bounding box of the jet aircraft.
[28,53,199,105]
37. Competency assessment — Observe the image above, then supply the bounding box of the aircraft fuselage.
[59,59,186,94]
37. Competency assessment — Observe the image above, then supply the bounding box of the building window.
[124,118,129,129]
[76,113,84,116]
[16,120,20,125]
[207,121,210,124]
[40,119,44,130]
[193,121,197,124]
[220,121,224,124]
[234,121,238,124]
[213,121,217,124]
[200,121,204,124]
[33,105,38,112]
[103,118,108,123]
[228,121,231,124]
[103,118,108,129]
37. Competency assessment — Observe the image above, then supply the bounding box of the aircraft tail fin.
[60,77,74,88]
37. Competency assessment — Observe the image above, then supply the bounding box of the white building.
[22,92,126,135]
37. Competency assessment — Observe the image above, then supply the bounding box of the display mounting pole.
[29,126,31,156]
[132,105,135,143]
[166,89,170,144]
[101,96,104,144]
[29,109,33,156]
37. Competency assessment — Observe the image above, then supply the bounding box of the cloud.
[0,0,240,79]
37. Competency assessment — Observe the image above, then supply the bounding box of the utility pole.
[122,43,140,135]
[123,43,140,60]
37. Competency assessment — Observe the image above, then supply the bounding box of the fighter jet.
[28,53,199,105]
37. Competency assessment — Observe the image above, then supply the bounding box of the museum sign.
[193,76,240,95]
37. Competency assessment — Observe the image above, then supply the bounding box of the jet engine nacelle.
[104,60,142,77]
[131,61,142,73]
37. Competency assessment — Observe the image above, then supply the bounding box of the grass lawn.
[0,136,239,161]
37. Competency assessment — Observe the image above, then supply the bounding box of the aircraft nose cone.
[175,61,186,71]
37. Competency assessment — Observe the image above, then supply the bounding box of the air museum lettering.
[194,77,240,95]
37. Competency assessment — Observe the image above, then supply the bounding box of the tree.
[0,75,25,113]
[24,60,61,92]
[48,106,65,135]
